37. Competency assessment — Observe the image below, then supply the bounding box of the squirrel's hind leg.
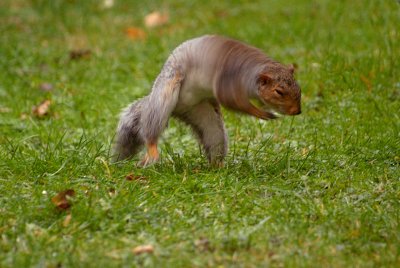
[177,100,228,167]
[139,65,184,167]
[139,142,159,167]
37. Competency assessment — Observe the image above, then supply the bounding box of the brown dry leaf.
[132,245,154,255]
[63,213,72,227]
[69,49,91,60]
[32,100,51,118]
[125,27,146,40]
[51,189,75,210]
[144,11,169,28]
[125,173,147,182]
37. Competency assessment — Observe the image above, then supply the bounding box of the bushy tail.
[113,97,148,161]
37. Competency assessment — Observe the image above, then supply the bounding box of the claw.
[138,154,158,167]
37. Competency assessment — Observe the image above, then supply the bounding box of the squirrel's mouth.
[260,104,284,118]
[250,99,289,119]
[252,98,285,117]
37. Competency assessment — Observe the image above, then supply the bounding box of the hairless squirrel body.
[114,35,301,166]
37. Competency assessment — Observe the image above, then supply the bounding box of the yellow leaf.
[144,11,169,28]
[132,245,154,255]
[51,189,75,210]
[32,100,51,117]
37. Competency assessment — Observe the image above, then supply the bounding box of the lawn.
[0,0,399,267]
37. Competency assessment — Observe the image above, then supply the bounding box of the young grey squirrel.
[114,35,301,167]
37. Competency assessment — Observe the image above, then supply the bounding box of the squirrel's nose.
[289,107,301,115]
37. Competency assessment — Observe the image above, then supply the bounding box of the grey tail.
[112,97,147,162]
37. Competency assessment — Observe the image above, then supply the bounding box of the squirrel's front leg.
[177,100,228,167]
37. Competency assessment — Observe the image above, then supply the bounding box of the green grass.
[1,0,399,267]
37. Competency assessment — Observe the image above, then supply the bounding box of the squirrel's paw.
[137,155,158,167]
[138,143,159,167]
[210,159,224,168]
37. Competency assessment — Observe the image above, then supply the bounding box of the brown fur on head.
[214,38,278,120]
[257,64,301,116]
[213,36,301,119]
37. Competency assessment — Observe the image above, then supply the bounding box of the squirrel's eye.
[275,88,284,96]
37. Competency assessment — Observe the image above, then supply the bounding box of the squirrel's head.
[257,64,301,116]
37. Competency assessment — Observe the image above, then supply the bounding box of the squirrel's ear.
[258,73,273,86]
[288,63,297,74]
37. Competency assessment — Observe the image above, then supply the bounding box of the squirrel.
[113,35,301,167]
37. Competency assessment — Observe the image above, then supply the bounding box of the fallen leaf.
[32,100,51,118]
[51,189,75,210]
[144,11,169,28]
[125,173,147,182]
[132,245,154,255]
[125,174,134,180]
[125,27,146,40]
[69,49,91,60]
[63,213,72,227]
[39,82,53,92]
